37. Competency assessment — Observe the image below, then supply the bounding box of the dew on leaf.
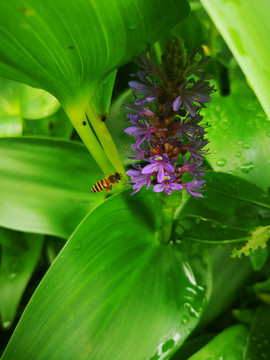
[216,159,227,167]
[2,321,11,329]
[235,151,241,158]
[240,162,254,173]
[9,273,17,280]
[181,315,189,324]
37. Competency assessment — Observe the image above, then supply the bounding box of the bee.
[91,173,122,193]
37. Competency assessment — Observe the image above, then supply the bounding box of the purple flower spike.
[142,155,175,183]
[124,38,215,196]
[182,179,206,198]
[153,174,183,195]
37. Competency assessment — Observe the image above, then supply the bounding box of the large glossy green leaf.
[0,229,44,328]
[204,82,270,191]
[244,305,270,359]
[2,191,210,360]
[200,0,270,119]
[198,247,253,329]
[175,215,250,246]
[0,77,60,137]
[0,138,104,238]
[179,172,270,231]
[187,324,248,359]
[24,108,74,139]
[0,0,189,104]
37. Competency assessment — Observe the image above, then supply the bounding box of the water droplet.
[161,339,174,353]
[240,162,254,174]
[11,262,20,271]
[128,22,140,31]
[9,273,17,280]
[242,143,251,149]
[184,303,200,318]
[2,321,11,329]
[73,243,81,251]
[216,159,227,167]
[181,315,189,324]
[235,151,241,157]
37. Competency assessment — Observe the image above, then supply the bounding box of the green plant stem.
[64,102,115,175]
[85,103,126,176]
[158,192,182,244]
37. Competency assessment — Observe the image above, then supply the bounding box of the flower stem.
[158,192,182,244]
[64,102,116,175]
[85,103,126,176]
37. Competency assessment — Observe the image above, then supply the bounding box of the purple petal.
[142,163,159,174]
[135,95,156,105]
[170,183,183,191]
[165,188,172,195]
[126,169,141,177]
[128,81,152,94]
[146,177,152,190]
[185,101,197,117]
[186,190,203,198]
[163,162,175,173]
[134,135,147,147]
[173,95,182,112]
[129,113,140,124]
[153,184,165,193]
[157,166,165,183]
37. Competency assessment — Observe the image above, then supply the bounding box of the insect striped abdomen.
[91,178,108,193]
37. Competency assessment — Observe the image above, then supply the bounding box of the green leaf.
[249,246,269,271]
[0,0,190,104]
[0,137,104,238]
[187,324,248,359]
[24,108,74,139]
[244,305,270,359]
[198,247,253,329]
[200,0,270,119]
[0,230,44,328]
[2,191,210,360]
[179,172,270,231]
[0,78,60,137]
[92,70,117,121]
[0,227,28,251]
[204,172,270,223]
[204,83,270,191]
[175,215,250,246]
[253,278,270,293]
[171,334,215,360]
